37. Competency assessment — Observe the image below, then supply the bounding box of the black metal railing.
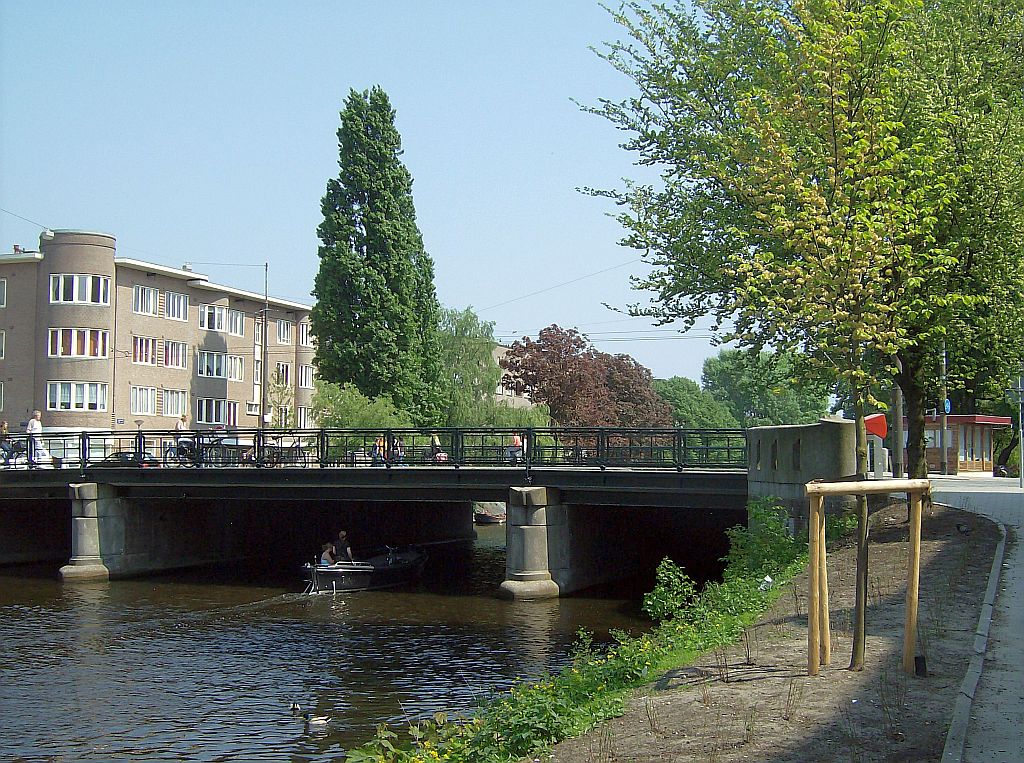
[0,427,747,471]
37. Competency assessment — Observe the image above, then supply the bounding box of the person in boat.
[319,542,336,566]
[335,530,354,562]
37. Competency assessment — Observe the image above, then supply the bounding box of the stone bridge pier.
[499,485,735,600]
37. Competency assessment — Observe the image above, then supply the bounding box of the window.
[132,336,158,365]
[227,355,244,382]
[254,318,263,345]
[0,278,6,307]
[165,291,189,321]
[0,330,4,360]
[48,328,109,359]
[298,364,314,389]
[296,406,312,428]
[299,322,313,346]
[164,340,188,369]
[198,351,226,377]
[199,304,226,332]
[49,274,110,305]
[277,319,292,344]
[226,401,239,426]
[163,389,188,417]
[275,362,291,385]
[130,386,157,415]
[47,381,108,412]
[278,406,291,427]
[0,382,3,411]
[196,398,227,425]
[228,309,245,337]
[254,359,262,386]
[133,285,159,316]
[245,401,260,416]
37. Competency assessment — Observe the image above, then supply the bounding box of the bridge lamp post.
[1005,366,1024,490]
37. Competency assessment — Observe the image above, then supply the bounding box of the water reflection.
[0,525,647,761]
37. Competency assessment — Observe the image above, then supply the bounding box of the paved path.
[930,474,1023,763]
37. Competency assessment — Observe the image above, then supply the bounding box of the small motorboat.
[474,511,506,525]
[303,546,426,594]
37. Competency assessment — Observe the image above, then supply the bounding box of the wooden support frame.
[804,478,930,676]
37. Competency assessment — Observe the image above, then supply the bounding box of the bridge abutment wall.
[747,417,857,526]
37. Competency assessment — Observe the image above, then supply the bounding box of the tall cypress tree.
[311,86,442,423]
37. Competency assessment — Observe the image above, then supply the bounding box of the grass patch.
[344,498,809,763]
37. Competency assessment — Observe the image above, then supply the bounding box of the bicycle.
[255,434,310,468]
[162,435,226,467]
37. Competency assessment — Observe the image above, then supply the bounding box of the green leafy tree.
[311,86,443,425]
[436,307,503,426]
[595,0,961,670]
[702,350,830,428]
[652,376,738,428]
[311,380,414,429]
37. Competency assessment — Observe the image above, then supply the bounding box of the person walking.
[25,410,48,465]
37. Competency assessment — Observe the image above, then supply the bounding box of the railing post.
[255,429,265,468]
[597,429,607,470]
[318,428,326,468]
[452,429,463,467]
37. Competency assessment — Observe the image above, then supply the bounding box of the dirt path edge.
[940,517,1009,763]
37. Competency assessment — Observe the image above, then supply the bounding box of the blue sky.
[0,1,722,381]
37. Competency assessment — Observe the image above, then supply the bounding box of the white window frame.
[49,274,110,305]
[299,322,312,346]
[162,389,188,417]
[253,359,262,386]
[245,401,260,416]
[198,351,227,378]
[227,355,244,382]
[132,336,159,365]
[0,381,4,411]
[254,318,263,345]
[46,381,108,412]
[228,309,245,337]
[0,278,6,308]
[275,362,291,386]
[278,406,291,427]
[0,330,4,360]
[277,319,292,344]
[199,304,226,332]
[196,397,227,425]
[226,401,239,427]
[48,328,109,359]
[165,291,189,321]
[298,364,314,389]
[130,386,157,415]
[132,285,159,316]
[163,340,188,370]
[296,406,312,428]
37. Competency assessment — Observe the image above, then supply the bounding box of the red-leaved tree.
[501,325,671,427]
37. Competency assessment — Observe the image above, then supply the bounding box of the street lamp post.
[1006,368,1024,490]
[259,262,269,431]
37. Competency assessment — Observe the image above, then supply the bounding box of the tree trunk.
[898,349,929,479]
[996,429,1019,470]
[850,392,870,671]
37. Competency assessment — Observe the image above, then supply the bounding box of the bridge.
[0,422,855,597]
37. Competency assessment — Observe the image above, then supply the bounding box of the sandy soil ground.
[544,501,999,763]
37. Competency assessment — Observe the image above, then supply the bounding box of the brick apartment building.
[0,229,315,432]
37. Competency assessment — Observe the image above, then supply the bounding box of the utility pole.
[892,357,904,478]
[259,262,269,430]
[939,342,948,475]
[1007,366,1024,490]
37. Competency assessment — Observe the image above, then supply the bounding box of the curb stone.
[940,519,1007,763]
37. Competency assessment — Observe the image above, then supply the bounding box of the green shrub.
[641,558,697,620]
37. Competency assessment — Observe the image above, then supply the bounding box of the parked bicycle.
[162,435,227,467]
[254,434,310,468]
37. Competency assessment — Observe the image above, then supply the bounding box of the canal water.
[0,525,649,762]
